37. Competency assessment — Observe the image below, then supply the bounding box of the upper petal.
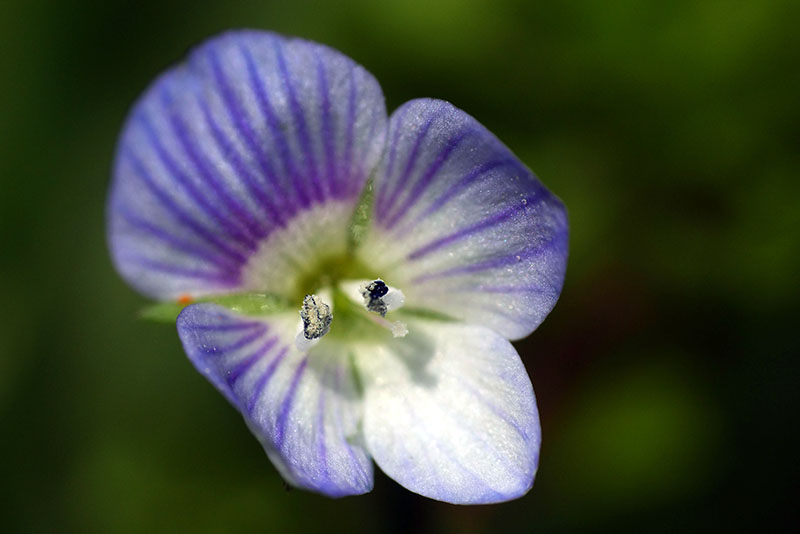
[177,303,373,497]
[355,319,540,504]
[361,99,567,340]
[108,30,387,299]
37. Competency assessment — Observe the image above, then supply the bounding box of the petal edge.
[362,98,568,340]
[177,303,373,497]
[356,320,540,504]
[109,30,388,300]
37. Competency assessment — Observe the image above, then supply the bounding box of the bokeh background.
[1,1,798,532]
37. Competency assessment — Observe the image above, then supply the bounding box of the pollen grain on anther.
[299,294,332,340]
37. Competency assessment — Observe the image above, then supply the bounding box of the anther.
[360,279,404,318]
[366,280,389,300]
[354,279,408,338]
[299,294,332,340]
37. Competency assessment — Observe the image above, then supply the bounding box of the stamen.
[359,279,405,317]
[363,313,408,338]
[299,294,332,340]
[366,279,389,299]
[361,279,388,315]
[355,279,407,338]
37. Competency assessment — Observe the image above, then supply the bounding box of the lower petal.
[177,303,372,496]
[354,320,540,504]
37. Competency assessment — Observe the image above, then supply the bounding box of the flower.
[107,30,568,504]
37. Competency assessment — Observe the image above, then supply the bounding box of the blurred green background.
[1,0,798,532]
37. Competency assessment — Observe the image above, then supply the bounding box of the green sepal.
[139,301,185,323]
[210,293,292,315]
[347,178,373,252]
[139,292,293,323]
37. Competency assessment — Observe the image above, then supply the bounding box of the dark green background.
[1,1,798,532]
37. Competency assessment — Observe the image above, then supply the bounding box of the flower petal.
[177,303,373,496]
[109,30,387,299]
[362,99,567,340]
[355,320,540,504]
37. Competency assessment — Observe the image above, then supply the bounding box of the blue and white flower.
[108,30,568,504]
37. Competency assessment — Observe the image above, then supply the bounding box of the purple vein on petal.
[341,63,357,198]
[274,39,322,205]
[117,206,240,273]
[135,111,258,251]
[377,106,445,222]
[206,47,297,219]
[121,149,249,265]
[471,303,540,326]
[198,98,287,228]
[314,50,336,199]
[406,197,536,261]
[239,42,310,210]
[410,158,519,227]
[226,335,279,386]
[382,128,476,230]
[189,320,264,332]
[402,397,505,501]
[411,228,568,282]
[119,255,239,284]
[200,327,265,355]
[462,284,548,295]
[275,357,309,448]
[423,387,529,493]
[246,346,290,415]
[445,373,530,443]
[162,89,266,240]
